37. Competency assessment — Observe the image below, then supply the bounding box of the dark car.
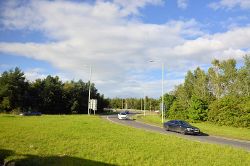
[163,120,200,135]
[124,110,129,114]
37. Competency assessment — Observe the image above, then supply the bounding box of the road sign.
[89,99,97,111]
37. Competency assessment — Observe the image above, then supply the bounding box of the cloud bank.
[0,0,249,98]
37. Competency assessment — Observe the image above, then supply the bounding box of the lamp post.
[87,65,92,115]
[140,98,142,112]
[161,62,164,123]
[149,60,164,123]
[143,91,146,116]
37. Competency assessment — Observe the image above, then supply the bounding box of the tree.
[187,96,208,122]
[208,59,238,98]
[167,100,188,120]
[192,67,211,102]
[237,55,250,96]
[220,59,237,96]
[0,67,29,112]
[208,59,223,99]
[33,75,65,114]
[161,93,176,113]
[0,67,107,114]
[184,70,195,99]
[172,84,190,110]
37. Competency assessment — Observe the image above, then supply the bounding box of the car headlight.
[186,128,193,131]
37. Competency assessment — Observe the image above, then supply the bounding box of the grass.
[0,114,249,166]
[134,114,250,141]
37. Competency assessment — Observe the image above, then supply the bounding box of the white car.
[118,112,128,120]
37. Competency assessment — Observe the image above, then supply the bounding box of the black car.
[163,120,200,135]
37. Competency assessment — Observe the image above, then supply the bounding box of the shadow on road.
[198,132,209,136]
[0,149,116,166]
[164,130,210,137]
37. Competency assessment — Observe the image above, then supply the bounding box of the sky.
[0,0,250,98]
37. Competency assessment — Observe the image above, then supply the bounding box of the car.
[118,112,129,120]
[124,110,129,114]
[163,120,200,135]
[19,112,42,116]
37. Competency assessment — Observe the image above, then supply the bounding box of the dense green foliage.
[108,97,159,111]
[168,55,250,128]
[0,115,249,166]
[208,96,250,128]
[0,68,108,114]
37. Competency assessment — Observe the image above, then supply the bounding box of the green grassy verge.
[0,114,249,166]
[134,114,250,141]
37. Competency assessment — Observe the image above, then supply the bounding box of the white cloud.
[24,68,47,81]
[24,68,72,82]
[0,0,249,98]
[113,0,164,16]
[209,0,250,10]
[177,0,188,9]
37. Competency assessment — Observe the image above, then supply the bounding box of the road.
[103,114,250,152]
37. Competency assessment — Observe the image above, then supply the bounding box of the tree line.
[1,56,249,128]
[107,97,160,111]
[0,67,109,114]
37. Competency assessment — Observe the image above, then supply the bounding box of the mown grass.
[134,114,250,141]
[0,114,249,166]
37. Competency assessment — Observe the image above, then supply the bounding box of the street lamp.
[87,65,92,115]
[80,65,93,115]
[143,91,146,116]
[149,60,164,123]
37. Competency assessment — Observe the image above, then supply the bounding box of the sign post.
[89,99,97,115]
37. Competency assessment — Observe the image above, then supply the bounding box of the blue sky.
[0,0,250,98]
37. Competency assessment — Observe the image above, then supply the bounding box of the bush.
[208,96,250,128]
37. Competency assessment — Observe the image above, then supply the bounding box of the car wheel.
[165,126,170,131]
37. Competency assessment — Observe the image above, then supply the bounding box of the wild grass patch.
[0,114,249,166]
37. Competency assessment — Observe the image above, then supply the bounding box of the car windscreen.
[120,113,127,115]
[179,121,191,126]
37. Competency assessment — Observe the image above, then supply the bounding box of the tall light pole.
[87,65,92,115]
[143,91,146,116]
[161,62,164,123]
[149,60,165,123]
[140,98,142,112]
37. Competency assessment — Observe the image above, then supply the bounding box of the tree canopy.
[0,68,108,114]
[168,55,250,128]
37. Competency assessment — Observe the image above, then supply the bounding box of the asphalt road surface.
[103,114,250,152]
